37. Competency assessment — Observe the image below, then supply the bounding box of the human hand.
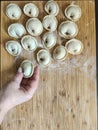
[0,66,39,124]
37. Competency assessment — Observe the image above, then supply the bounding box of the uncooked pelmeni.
[26,18,43,36]
[37,49,51,67]
[8,23,26,38]
[45,0,59,16]
[53,45,68,61]
[5,40,22,56]
[58,21,78,39]
[42,15,58,32]
[21,35,38,52]
[65,4,82,22]
[6,3,21,19]
[20,60,34,78]
[42,32,57,49]
[23,3,39,17]
[65,38,83,55]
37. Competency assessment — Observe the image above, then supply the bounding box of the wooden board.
[0,1,97,130]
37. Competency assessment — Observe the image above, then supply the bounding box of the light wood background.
[0,1,97,130]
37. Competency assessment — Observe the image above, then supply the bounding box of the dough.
[23,3,39,17]
[6,3,21,19]
[8,23,26,38]
[26,18,43,36]
[42,15,58,32]
[20,60,34,78]
[58,21,78,39]
[45,0,59,16]
[21,35,38,52]
[5,40,22,56]
[37,49,51,66]
[53,45,68,61]
[65,4,82,22]
[65,38,83,55]
[42,32,57,49]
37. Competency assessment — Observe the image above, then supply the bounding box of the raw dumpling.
[21,35,38,52]
[26,18,43,36]
[42,32,57,49]
[65,38,83,55]
[65,4,82,22]
[23,3,39,17]
[8,23,26,38]
[53,45,68,61]
[42,15,58,32]
[58,21,78,39]
[6,3,21,20]
[20,60,34,78]
[37,49,51,66]
[45,0,59,16]
[5,40,22,56]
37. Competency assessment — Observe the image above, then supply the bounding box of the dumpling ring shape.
[37,49,51,67]
[20,60,34,78]
[58,21,78,39]
[6,3,21,20]
[45,0,59,16]
[5,40,22,56]
[42,15,58,32]
[53,45,68,61]
[26,18,43,36]
[65,38,83,55]
[42,32,57,49]
[8,23,26,38]
[23,3,39,17]
[65,4,82,22]
[21,35,38,52]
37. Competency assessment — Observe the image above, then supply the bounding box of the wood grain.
[0,1,97,130]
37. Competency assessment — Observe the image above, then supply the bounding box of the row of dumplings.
[6,37,83,78]
[7,18,79,39]
[7,38,83,78]
[5,1,83,78]
[6,1,82,37]
[6,34,83,60]
[6,1,81,21]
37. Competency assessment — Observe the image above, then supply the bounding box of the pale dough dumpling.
[23,3,39,17]
[45,0,59,16]
[5,40,22,56]
[58,21,78,39]
[8,23,26,38]
[6,3,21,19]
[53,45,68,61]
[42,15,58,32]
[20,60,34,78]
[65,4,82,22]
[26,18,43,36]
[42,32,57,49]
[21,35,38,52]
[65,38,83,55]
[37,49,51,66]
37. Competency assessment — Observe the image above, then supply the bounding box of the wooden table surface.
[0,1,97,130]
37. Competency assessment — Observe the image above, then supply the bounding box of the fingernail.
[18,67,22,73]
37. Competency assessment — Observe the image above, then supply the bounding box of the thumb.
[14,67,24,84]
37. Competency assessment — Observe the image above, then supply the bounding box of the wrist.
[0,99,9,113]
[0,99,8,124]
[0,90,11,124]
[0,91,11,114]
